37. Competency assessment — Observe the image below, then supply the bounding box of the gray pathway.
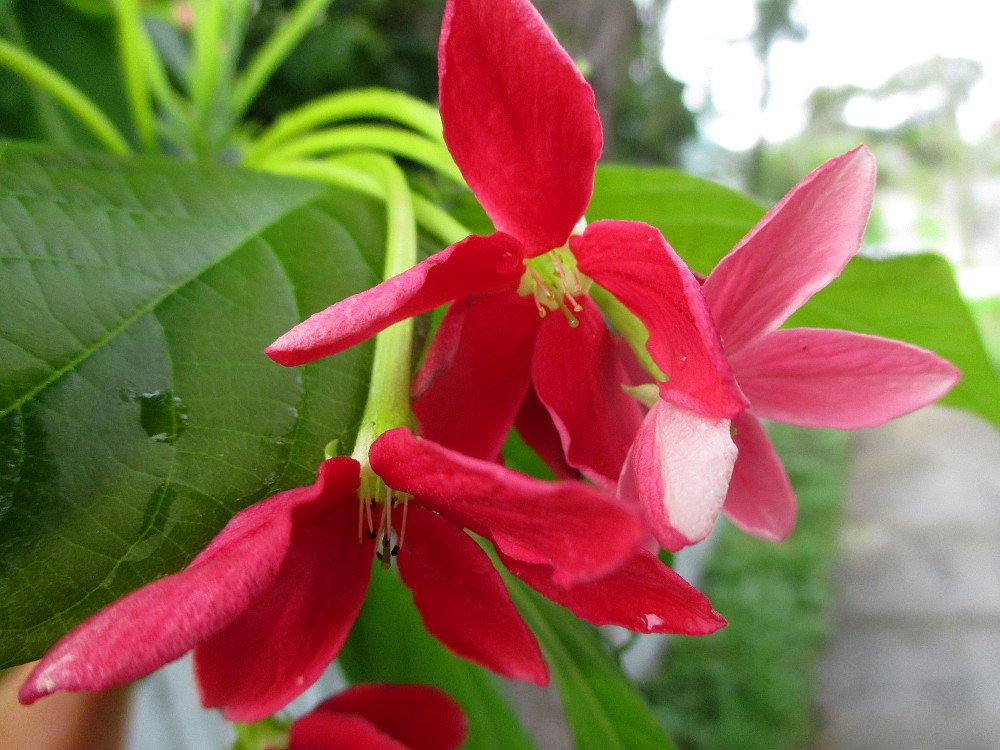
[816,406,1000,750]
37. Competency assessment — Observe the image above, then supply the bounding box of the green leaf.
[0,143,383,667]
[509,582,679,750]
[339,568,538,750]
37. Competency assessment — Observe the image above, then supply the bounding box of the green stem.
[188,0,226,153]
[114,0,156,152]
[254,125,465,184]
[231,0,336,119]
[0,38,131,154]
[590,284,666,382]
[245,87,444,161]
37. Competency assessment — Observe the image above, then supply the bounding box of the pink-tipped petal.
[398,509,548,685]
[702,146,877,353]
[618,400,737,552]
[310,684,468,750]
[573,220,745,418]
[195,466,374,721]
[439,0,601,253]
[532,297,645,489]
[18,459,360,706]
[266,233,525,366]
[371,428,643,586]
[731,328,961,429]
[289,714,412,750]
[413,292,538,461]
[723,412,796,541]
[503,550,726,635]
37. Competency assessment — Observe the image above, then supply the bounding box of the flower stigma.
[358,474,412,569]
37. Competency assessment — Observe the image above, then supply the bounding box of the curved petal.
[514,385,581,481]
[618,400,736,552]
[195,467,375,721]
[289,714,411,750]
[266,233,525,366]
[370,428,643,586]
[702,146,877,353]
[398,509,548,685]
[310,683,468,750]
[18,459,360,707]
[573,220,745,418]
[732,328,961,429]
[413,292,538,461]
[532,296,644,489]
[723,412,796,541]
[439,0,601,253]
[503,550,725,635]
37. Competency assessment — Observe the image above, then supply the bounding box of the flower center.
[358,475,411,569]
[517,244,591,327]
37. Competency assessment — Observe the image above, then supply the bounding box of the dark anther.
[375,551,384,561]
[391,544,400,556]
[366,529,377,539]
[369,499,377,509]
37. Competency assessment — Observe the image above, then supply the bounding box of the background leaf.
[0,143,383,666]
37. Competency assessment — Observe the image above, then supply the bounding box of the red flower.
[285,683,467,750]
[19,432,721,721]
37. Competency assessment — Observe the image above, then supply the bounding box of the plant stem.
[114,0,157,152]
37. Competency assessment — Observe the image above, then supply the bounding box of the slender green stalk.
[114,0,157,151]
[254,125,465,184]
[590,283,666,382]
[188,0,226,150]
[246,88,444,161]
[231,0,336,119]
[0,38,131,154]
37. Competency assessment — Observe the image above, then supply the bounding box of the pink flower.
[284,683,467,750]
[621,147,961,549]
[20,431,722,721]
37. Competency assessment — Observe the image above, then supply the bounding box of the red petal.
[370,428,643,586]
[618,400,737,551]
[514,385,581,481]
[18,459,359,706]
[732,328,961,429]
[266,233,525,366]
[702,146,877,354]
[195,465,375,721]
[532,297,644,489]
[289,714,411,750]
[503,549,725,635]
[310,683,468,750]
[723,412,796,541]
[397,509,548,685]
[413,292,538,461]
[572,220,745,418]
[439,0,601,253]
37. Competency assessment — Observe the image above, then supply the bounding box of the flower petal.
[503,549,725,635]
[514,385,581,481]
[723,412,796,541]
[309,683,468,750]
[572,220,745,418]
[266,233,525,366]
[195,464,375,721]
[18,459,360,707]
[732,328,961,429]
[439,0,601,253]
[398,509,548,685]
[618,400,737,551]
[289,714,411,750]
[370,428,643,586]
[413,292,538,461]
[532,296,644,489]
[702,146,877,353]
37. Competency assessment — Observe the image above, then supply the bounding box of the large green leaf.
[0,143,382,667]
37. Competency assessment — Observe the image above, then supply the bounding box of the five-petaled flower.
[20,429,723,721]
[620,146,961,550]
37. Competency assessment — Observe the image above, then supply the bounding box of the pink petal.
[618,400,737,552]
[195,466,375,721]
[439,0,601,254]
[532,296,644,489]
[722,412,796,541]
[413,292,538,461]
[572,220,745,418]
[310,684,468,750]
[731,328,961,429]
[502,549,725,635]
[702,146,877,353]
[370,428,643,586]
[514,385,581,481]
[18,459,360,707]
[289,714,411,750]
[266,233,525,366]
[398,509,548,685]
